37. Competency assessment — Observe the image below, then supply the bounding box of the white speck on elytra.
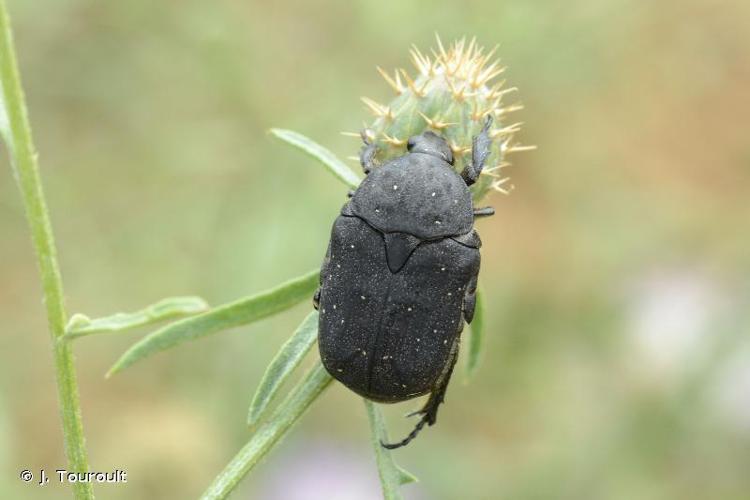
[407,307,412,311]
[350,245,354,248]
[402,384,407,388]
[435,220,441,225]
[454,199,458,204]
[336,264,341,268]
[337,368,343,372]
[441,267,446,271]
[433,329,438,333]
[393,185,398,190]
[341,319,345,324]
[360,295,366,300]
[448,292,452,296]
[332,304,336,309]
[321,309,326,314]
[431,192,436,197]
[443,339,448,344]
[417,338,420,342]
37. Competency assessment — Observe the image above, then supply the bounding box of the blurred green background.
[2,0,749,499]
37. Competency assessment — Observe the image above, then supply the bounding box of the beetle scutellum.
[314,116,495,449]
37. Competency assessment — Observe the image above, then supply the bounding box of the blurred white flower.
[626,267,750,432]
[626,268,723,379]
[252,439,424,500]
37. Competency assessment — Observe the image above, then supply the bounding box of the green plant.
[1,3,93,498]
[2,11,527,496]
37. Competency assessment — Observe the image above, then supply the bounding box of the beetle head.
[406,131,454,165]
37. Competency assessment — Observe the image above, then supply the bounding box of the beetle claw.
[482,114,493,132]
[359,129,378,174]
[360,128,375,145]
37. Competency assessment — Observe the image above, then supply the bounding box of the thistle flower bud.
[355,36,533,201]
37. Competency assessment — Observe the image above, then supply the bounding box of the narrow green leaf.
[201,361,334,500]
[64,296,209,339]
[364,399,419,500]
[0,90,9,147]
[465,287,485,381]
[270,128,362,188]
[247,310,319,426]
[108,269,319,376]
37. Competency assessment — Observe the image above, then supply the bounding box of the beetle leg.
[381,415,430,450]
[313,288,321,310]
[381,338,460,449]
[360,129,378,175]
[461,115,493,186]
[315,241,333,310]
[462,274,479,324]
[473,206,495,218]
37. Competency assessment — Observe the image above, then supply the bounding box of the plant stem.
[0,3,93,499]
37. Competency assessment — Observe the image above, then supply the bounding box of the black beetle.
[314,116,495,449]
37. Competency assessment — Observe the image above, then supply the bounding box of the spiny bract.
[349,36,534,201]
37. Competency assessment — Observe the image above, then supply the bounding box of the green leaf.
[108,269,319,376]
[465,287,485,381]
[396,464,418,486]
[0,89,9,148]
[364,400,419,500]
[270,128,362,188]
[247,310,319,426]
[200,361,333,500]
[64,296,209,340]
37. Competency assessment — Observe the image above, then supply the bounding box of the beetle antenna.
[380,414,430,449]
